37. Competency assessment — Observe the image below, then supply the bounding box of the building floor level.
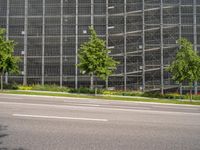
[0,0,200,93]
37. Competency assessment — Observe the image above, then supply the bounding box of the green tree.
[78,27,119,89]
[167,38,200,101]
[0,28,19,91]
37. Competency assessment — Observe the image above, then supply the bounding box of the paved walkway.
[14,90,200,102]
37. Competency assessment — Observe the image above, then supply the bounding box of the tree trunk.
[90,73,94,90]
[179,83,182,95]
[5,72,8,84]
[106,76,108,90]
[1,74,3,91]
[189,84,193,102]
[94,76,97,96]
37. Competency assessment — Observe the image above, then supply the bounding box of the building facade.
[0,0,200,92]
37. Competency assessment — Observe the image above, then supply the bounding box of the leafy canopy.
[78,27,119,80]
[0,28,19,75]
[167,38,200,84]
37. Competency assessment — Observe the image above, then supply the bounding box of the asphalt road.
[0,94,200,150]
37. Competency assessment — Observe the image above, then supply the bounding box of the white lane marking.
[64,102,149,110]
[0,96,23,100]
[1,93,200,108]
[72,104,100,107]
[0,101,200,116]
[64,101,100,107]
[12,114,108,122]
[152,105,199,110]
[0,93,90,100]
[115,106,151,110]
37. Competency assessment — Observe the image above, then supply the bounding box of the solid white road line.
[12,114,108,122]
[1,93,200,107]
[152,105,199,110]
[63,101,100,107]
[0,101,199,116]
[0,101,101,109]
[0,93,90,100]
[0,96,24,100]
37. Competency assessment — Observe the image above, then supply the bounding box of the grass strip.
[1,90,200,105]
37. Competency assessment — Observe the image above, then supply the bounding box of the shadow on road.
[0,125,8,146]
[0,124,27,150]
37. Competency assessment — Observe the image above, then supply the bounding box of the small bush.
[189,95,200,100]
[164,93,184,99]
[7,83,200,100]
[142,92,162,98]
[3,83,18,90]
[102,90,143,97]
[18,85,33,90]
[78,87,95,94]
[69,87,103,94]
[102,90,120,95]
[31,84,70,92]
[18,84,70,92]
[121,91,143,97]
[69,87,93,94]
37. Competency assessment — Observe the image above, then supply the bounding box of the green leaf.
[77,26,119,81]
[0,28,20,75]
[167,38,200,84]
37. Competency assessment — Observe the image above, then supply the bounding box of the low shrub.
[69,87,103,94]
[102,90,143,96]
[188,95,200,100]
[163,93,184,99]
[3,83,18,90]
[142,92,185,99]
[102,90,121,95]
[31,84,70,92]
[18,84,70,92]
[69,87,93,94]
[3,83,200,100]
[121,91,143,97]
[142,92,162,98]
[18,85,33,90]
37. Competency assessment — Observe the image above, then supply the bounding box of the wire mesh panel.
[198,2,200,54]
[0,0,7,17]
[44,57,60,84]
[63,57,75,76]
[28,0,43,16]
[109,76,124,90]
[0,0,198,92]
[9,18,24,36]
[9,0,25,16]
[45,37,60,56]
[0,0,6,29]
[45,0,61,16]
[27,58,42,76]
[0,17,6,29]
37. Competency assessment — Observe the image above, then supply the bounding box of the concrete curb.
[14,90,200,102]
[1,90,200,107]
[1,92,200,107]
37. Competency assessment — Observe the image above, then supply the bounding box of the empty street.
[0,94,200,150]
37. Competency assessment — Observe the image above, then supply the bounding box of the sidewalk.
[14,90,200,102]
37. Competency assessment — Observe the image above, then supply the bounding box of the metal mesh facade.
[0,0,200,92]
